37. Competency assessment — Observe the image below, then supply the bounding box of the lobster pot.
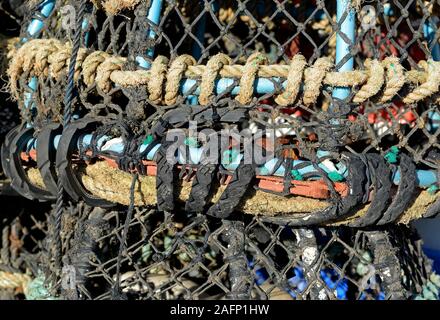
[0,0,439,300]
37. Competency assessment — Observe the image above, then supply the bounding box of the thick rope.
[49,43,88,81]
[70,160,438,225]
[146,55,168,104]
[275,54,307,106]
[236,52,268,105]
[379,57,406,103]
[303,57,333,106]
[352,59,385,103]
[8,39,440,106]
[403,60,440,104]
[96,56,126,93]
[8,39,62,98]
[164,54,196,105]
[199,53,231,105]
[82,51,111,87]
[91,0,141,15]
[0,271,31,291]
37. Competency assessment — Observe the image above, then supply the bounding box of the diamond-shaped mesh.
[0,0,440,300]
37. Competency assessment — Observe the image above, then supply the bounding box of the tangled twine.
[91,0,141,15]
[8,38,440,106]
[164,54,196,105]
[199,53,231,105]
[403,60,440,104]
[0,36,19,65]
[236,52,269,105]
[0,269,56,299]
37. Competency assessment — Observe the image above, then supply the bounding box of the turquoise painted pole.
[24,0,56,40]
[23,0,57,126]
[136,0,164,69]
[424,16,440,132]
[26,132,437,188]
[424,16,440,61]
[332,0,356,102]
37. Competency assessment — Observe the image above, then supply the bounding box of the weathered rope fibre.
[67,160,439,226]
[0,271,31,291]
[7,39,440,106]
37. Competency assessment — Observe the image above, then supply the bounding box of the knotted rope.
[403,60,440,104]
[275,54,306,106]
[146,55,168,104]
[353,59,385,103]
[303,57,333,106]
[0,271,31,291]
[91,0,141,15]
[164,54,196,105]
[199,53,231,105]
[8,39,440,106]
[379,57,406,103]
[236,52,268,105]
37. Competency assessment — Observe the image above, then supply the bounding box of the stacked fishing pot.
[0,0,439,300]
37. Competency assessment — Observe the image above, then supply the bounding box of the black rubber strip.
[36,122,62,196]
[1,126,20,179]
[155,140,177,212]
[8,127,55,201]
[349,154,393,228]
[205,162,255,219]
[377,153,417,225]
[56,118,115,208]
[186,133,221,214]
[185,163,218,214]
[259,153,367,227]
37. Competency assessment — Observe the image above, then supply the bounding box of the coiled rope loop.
[8,39,440,106]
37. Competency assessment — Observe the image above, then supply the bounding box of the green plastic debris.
[291,169,303,181]
[25,273,57,300]
[184,137,199,148]
[413,273,440,300]
[384,146,399,164]
[328,171,344,182]
[428,184,439,195]
[222,149,240,164]
[390,146,399,153]
[141,244,152,263]
[142,135,154,145]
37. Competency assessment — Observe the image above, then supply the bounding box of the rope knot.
[165,54,196,105]
[275,54,307,106]
[199,53,232,105]
[236,52,268,105]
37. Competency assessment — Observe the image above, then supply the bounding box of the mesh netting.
[1,201,438,300]
[0,0,440,300]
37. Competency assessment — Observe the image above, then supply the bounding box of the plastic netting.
[0,0,440,300]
